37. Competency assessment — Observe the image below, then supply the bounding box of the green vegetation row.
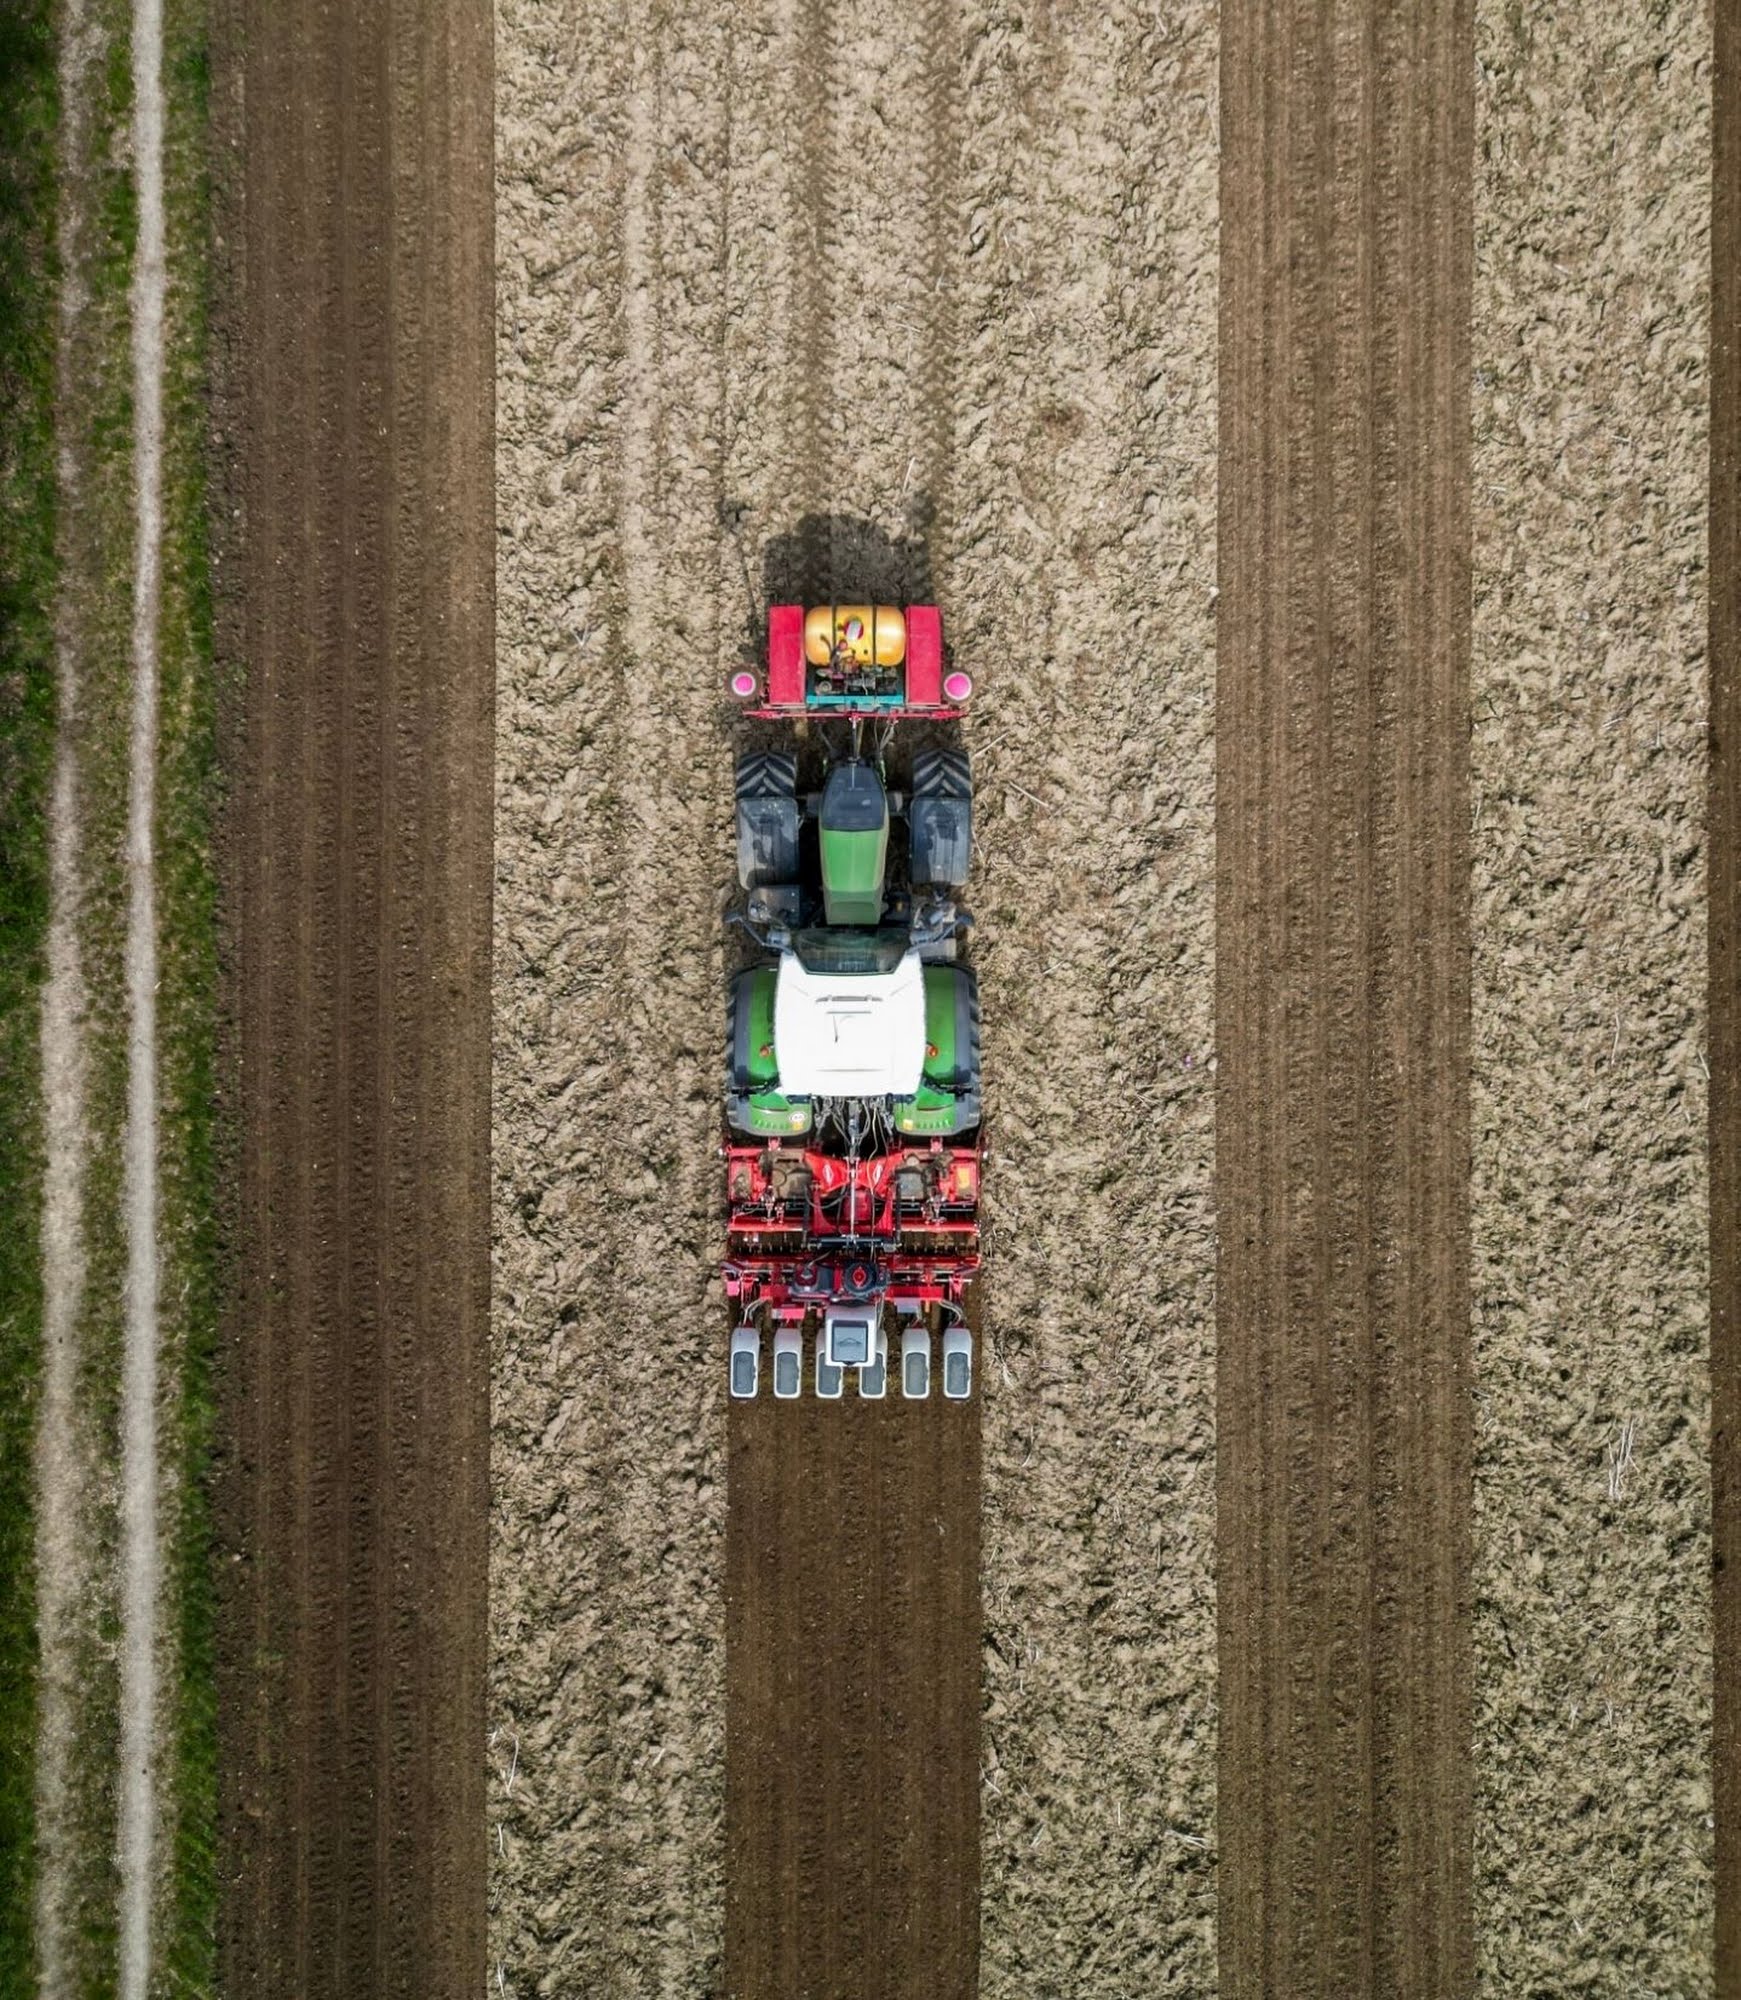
[0,6,59,1988]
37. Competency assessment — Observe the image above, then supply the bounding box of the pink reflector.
[942,670,973,703]
[731,670,758,699]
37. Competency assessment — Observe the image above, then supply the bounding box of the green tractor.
[727,732,979,1141]
[722,604,983,1392]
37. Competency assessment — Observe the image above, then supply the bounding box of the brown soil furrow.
[329,22,388,1977]
[213,2,493,1994]
[726,1397,980,2000]
[819,1412,871,1971]
[1716,1,1741,1981]
[1216,2,1472,1994]
[911,1389,981,1987]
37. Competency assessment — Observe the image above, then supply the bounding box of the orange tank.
[803,603,907,669]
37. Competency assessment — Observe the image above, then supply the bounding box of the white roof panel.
[774,949,926,1098]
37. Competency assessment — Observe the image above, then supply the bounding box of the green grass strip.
[155,3,217,1986]
[0,6,58,1992]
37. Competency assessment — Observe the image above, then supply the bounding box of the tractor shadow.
[717,499,943,670]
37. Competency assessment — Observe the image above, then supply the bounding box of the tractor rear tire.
[912,747,970,799]
[735,751,800,891]
[910,747,972,888]
[736,749,799,801]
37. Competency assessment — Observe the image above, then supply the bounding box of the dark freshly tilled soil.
[1216,3,1474,1992]
[209,2,494,1993]
[725,1387,981,1999]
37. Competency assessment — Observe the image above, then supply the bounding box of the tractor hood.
[774,948,926,1098]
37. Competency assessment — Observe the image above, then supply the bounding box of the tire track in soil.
[1217,3,1472,1993]
[1716,3,1741,1980]
[212,2,493,1993]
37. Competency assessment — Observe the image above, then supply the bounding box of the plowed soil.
[1470,5,1713,1987]
[1716,7,1741,1983]
[210,2,494,1995]
[1216,4,1473,1995]
[491,0,1218,1991]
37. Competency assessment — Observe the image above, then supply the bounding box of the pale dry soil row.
[950,2,1219,1991]
[1471,4,1714,1989]
[1712,2,1741,1980]
[493,1,735,1988]
[491,0,1219,1990]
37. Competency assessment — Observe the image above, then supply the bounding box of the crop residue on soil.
[1471,2,1714,1986]
[493,0,733,1986]
[1712,0,1741,1980]
[955,1,1220,1990]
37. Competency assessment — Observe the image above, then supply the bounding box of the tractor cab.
[725,932,980,1142]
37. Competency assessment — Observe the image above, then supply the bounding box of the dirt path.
[1216,5,1473,1993]
[31,4,100,1990]
[1716,6,1741,1983]
[210,3,494,1993]
[117,0,168,1987]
